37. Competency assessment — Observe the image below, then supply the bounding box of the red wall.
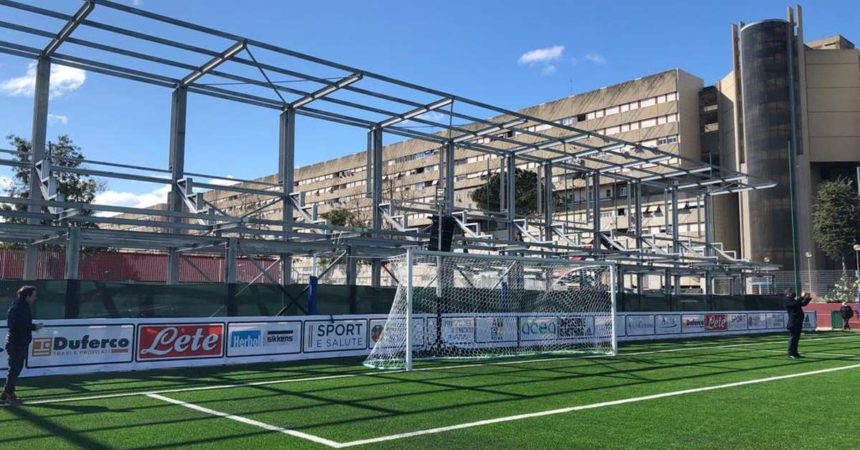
[804,303,860,329]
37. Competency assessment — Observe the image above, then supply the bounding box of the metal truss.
[0,0,779,292]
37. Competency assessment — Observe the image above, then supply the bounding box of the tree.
[321,207,366,228]
[811,177,860,272]
[470,168,538,217]
[2,134,103,226]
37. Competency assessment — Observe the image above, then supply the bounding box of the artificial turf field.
[2,331,859,449]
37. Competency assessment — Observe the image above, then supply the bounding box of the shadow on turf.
[20,338,856,439]
[4,405,114,450]
[9,333,858,437]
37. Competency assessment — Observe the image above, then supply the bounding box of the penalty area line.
[336,362,860,447]
[146,393,344,448]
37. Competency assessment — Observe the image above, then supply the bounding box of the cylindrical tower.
[739,19,798,269]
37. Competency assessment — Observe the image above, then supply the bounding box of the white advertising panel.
[655,315,681,335]
[767,313,786,330]
[681,314,705,333]
[304,319,367,353]
[520,317,558,342]
[747,313,767,330]
[426,317,476,345]
[475,317,518,344]
[595,315,622,338]
[0,327,7,371]
[227,321,301,357]
[626,315,655,336]
[28,324,135,368]
[559,316,595,339]
[367,318,425,349]
[803,312,816,331]
[727,314,748,331]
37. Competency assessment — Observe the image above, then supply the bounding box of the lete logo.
[705,314,728,331]
[138,324,224,360]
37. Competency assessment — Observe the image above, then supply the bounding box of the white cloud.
[584,53,607,65]
[93,185,171,216]
[208,176,239,186]
[0,62,86,98]
[541,65,558,76]
[518,45,565,65]
[0,175,14,191]
[48,114,68,125]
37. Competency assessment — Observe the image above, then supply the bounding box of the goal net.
[365,250,617,370]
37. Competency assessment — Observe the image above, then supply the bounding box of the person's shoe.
[1,393,22,406]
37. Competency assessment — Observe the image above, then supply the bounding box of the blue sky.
[0,0,856,208]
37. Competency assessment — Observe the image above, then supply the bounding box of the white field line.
[146,393,342,449]
[23,333,860,406]
[755,349,860,358]
[337,362,860,448]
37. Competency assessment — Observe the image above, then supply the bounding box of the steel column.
[671,187,680,295]
[591,172,601,251]
[279,107,296,284]
[370,127,383,287]
[167,86,187,285]
[64,226,81,280]
[633,182,643,295]
[506,155,517,242]
[703,193,712,295]
[444,140,455,215]
[225,238,238,283]
[543,162,553,243]
[23,57,50,281]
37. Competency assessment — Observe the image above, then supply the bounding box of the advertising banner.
[425,317,476,346]
[655,315,681,335]
[705,314,728,332]
[802,313,816,331]
[767,313,786,330]
[227,321,302,357]
[304,319,367,353]
[727,314,748,331]
[747,313,767,330]
[28,324,135,368]
[367,318,425,349]
[520,317,559,342]
[681,315,705,333]
[137,323,224,361]
[0,327,6,371]
[626,315,655,336]
[475,317,518,344]
[595,315,623,338]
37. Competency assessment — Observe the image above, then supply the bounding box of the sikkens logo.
[138,324,223,360]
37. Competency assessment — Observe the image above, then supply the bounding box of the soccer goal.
[365,250,617,370]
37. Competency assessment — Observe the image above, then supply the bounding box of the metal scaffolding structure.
[0,0,778,293]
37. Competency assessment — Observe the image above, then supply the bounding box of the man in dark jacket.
[784,289,811,359]
[2,286,43,405]
[840,302,855,331]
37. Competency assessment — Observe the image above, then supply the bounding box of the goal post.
[365,249,618,371]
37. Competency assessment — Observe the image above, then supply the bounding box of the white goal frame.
[394,249,617,371]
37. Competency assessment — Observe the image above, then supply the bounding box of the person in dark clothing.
[784,289,811,359]
[2,286,43,406]
[841,302,855,331]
